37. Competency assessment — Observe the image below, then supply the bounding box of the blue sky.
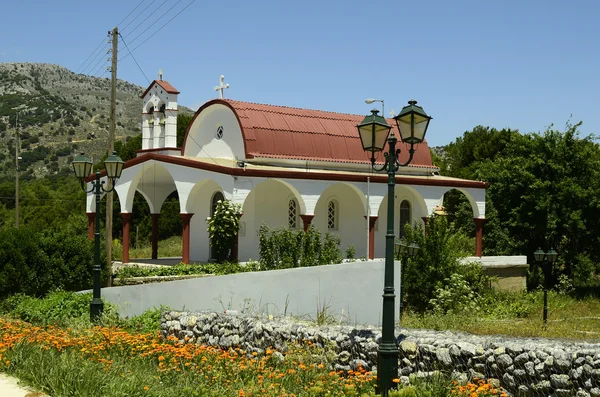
[1,0,599,146]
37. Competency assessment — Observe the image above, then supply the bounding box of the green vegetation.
[436,123,600,292]
[207,199,243,263]
[0,293,512,397]
[403,290,600,341]
[258,224,343,270]
[0,215,104,299]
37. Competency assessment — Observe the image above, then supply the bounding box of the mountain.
[0,62,192,179]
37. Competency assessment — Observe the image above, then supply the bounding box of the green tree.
[177,114,193,147]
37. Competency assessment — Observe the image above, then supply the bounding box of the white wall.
[312,183,367,258]
[187,180,225,262]
[184,104,246,161]
[374,186,427,258]
[239,179,292,261]
[99,259,402,327]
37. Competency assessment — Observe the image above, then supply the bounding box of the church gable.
[182,102,246,161]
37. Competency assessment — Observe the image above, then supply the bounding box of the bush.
[206,199,241,263]
[258,225,342,270]
[429,273,480,314]
[0,216,102,298]
[400,215,471,312]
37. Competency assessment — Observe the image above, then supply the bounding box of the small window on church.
[159,103,166,113]
[328,200,338,230]
[288,199,297,229]
[216,126,224,140]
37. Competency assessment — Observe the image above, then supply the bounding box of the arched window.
[159,103,166,113]
[399,200,411,238]
[211,191,224,217]
[288,199,298,229]
[327,200,338,230]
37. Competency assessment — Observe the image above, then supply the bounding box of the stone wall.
[162,311,600,396]
[464,256,529,292]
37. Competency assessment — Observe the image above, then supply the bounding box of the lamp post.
[356,100,432,395]
[365,98,385,118]
[533,247,558,326]
[395,240,420,321]
[73,152,124,322]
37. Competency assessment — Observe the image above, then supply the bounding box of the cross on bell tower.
[158,68,163,81]
[215,75,229,99]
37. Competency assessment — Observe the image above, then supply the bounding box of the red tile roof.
[185,99,434,168]
[140,80,180,98]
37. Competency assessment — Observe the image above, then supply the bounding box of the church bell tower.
[140,69,180,150]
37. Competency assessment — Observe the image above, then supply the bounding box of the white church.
[85,75,488,264]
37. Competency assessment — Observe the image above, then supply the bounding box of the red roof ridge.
[140,79,180,98]
[222,98,389,121]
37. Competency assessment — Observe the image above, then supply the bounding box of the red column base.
[86,212,95,241]
[474,218,486,256]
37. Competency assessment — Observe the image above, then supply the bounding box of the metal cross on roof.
[215,75,230,99]
[158,68,163,81]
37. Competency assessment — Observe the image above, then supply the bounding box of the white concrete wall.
[240,179,293,262]
[374,186,427,258]
[100,259,402,327]
[187,180,224,262]
[184,104,246,161]
[312,183,366,258]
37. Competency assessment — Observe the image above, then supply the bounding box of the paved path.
[0,373,47,397]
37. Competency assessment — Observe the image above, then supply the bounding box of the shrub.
[429,273,480,314]
[258,225,342,270]
[206,199,241,263]
[400,215,470,312]
[0,215,101,298]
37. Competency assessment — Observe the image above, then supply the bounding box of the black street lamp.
[357,100,432,395]
[73,152,124,322]
[533,247,558,326]
[395,239,420,321]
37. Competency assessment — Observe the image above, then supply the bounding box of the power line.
[91,61,110,78]
[119,33,150,84]
[123,0,171,43]
[83,43,110,76]
[116,0,147,28]
[76,35,110,74]
[121,0,163,37]
[121,0,196,60]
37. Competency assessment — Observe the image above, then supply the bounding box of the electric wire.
[122,0,179,48]
[118,33,150,84]
[81,43,110,75]
[75,35,110,74]
[121,0,164,38]
[83,43,111,76]
[121,0,196,61]
[116,0,147,29]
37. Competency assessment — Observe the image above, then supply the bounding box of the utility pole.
[106,27,118,281]
[15,113,19,228]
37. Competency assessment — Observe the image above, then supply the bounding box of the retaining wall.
[162,311,600,397]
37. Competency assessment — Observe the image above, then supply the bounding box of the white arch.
[113,161,178,214]
[241,178,307,215]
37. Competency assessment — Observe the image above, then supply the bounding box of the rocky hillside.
[0,62,191,179]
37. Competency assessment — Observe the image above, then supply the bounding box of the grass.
[0,316,511,397]
[0,292,513,397]
[112,236,183,261]
[402,289,600,341]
